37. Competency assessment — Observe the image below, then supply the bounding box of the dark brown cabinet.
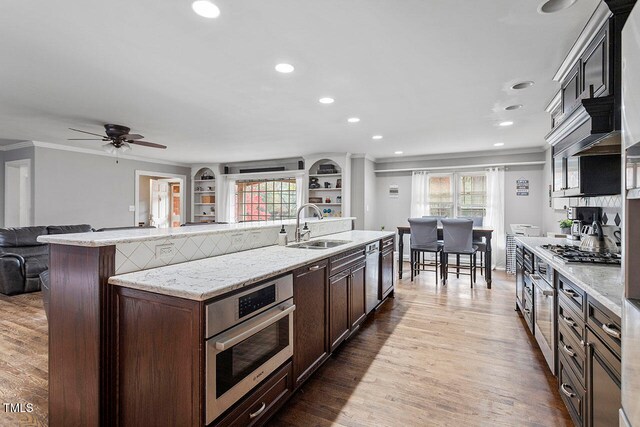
[292,260,329,388]
[349,262,366,331]
[552,154,621,197]
[329,270,351,352]
[586,329,621,427]
[380,237,394,300]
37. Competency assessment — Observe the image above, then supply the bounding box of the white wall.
[3,147,36,226]
[33,147,191,228]
[350,156,378,230]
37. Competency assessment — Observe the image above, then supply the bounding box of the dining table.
[396,225,494,288]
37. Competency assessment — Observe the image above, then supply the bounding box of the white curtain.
[295,174,305,212]
[485,167,505,269]
[410,171,429,218]
[218,176,236,223]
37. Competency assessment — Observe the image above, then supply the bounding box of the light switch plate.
[155,243,175,259]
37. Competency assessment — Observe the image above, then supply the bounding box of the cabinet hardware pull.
[561,289,577,298]
[601,323,621,339]
[249,402,266,419]
[543,289,554,297]
[561,316,576,327]
[308,265,322,271]
[562,344,575,357]
[524,309,531,314]
[560,383,576,398]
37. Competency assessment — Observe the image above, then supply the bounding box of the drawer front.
[381,236,395,252]
[557,274,586,317]
[586,328,621,379]
[217,362,293,427]
[523,248,534,272]
[586,297,621,359]
[558,356,586,427]
[558,321,586,387]
[558,300,585,344]
[329,247,365,276]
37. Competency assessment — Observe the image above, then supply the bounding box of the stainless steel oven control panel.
[205,273,293,339]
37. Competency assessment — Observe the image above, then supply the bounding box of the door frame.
[4,159,32,227]
[134,170,187,227]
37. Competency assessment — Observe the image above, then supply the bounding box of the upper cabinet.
[546,0,637,198]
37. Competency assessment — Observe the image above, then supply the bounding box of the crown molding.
[1,140,190,167]
[553,2,612,82]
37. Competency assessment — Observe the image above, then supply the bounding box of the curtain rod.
[374,160,545,174]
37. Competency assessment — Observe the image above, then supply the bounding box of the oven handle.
[215,304,296,351]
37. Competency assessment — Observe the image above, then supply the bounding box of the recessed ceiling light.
[372,135,383,140]
[499,121,514,127]
[511,81,534,90]
[539,0,577,14]
[505,104,523,111]
[319,97,334,104]
[394,151,403,155]
[192,0,220,18]
[275,63,294,73]
[494,142,505,147]
[347,117,360,123]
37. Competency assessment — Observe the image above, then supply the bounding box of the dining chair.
[408,218,443,283]
[459,216,486,276]
[441,218,478,287]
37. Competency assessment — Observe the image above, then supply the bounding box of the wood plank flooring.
[269,268,572,427]
[0,267,571,426]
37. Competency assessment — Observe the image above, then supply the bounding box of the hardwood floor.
[0,268,571,427]
[0,292,48,427]
[269,268,573,427]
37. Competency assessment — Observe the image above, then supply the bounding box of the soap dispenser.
[302,222,310,241]
[278,225,288,246]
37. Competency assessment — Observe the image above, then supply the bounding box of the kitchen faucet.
[295,203,323,242]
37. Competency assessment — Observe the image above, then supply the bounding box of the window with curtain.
[424,172,487,218]
[235,178,297,222]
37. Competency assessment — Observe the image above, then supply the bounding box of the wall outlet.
[155,243,175,259]
[129,205,136,212]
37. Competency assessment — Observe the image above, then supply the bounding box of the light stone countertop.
[36,217,354,247]
[108,230,394,301]
[516,236,623,318]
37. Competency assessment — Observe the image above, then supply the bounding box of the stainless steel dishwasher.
[365,241,381,314]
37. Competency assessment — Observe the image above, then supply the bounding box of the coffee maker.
[568,207,602,243]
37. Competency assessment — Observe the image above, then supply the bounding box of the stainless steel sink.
[287,239,351,249]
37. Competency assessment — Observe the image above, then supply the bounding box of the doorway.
[4,159,32,227]
[134,170,186,229]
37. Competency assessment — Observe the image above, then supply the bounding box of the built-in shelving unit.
[193,168,216,223]
[308,160,342,217]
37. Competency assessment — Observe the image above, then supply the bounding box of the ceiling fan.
[68,124,167,154]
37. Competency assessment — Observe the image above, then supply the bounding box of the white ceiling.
[0,0,599,163]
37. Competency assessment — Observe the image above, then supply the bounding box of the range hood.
[574,131,621,156]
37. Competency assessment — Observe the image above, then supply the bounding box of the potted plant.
[559,219,573,235]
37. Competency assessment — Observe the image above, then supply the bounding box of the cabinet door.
[562,63,581,117]
[292,261,329,388]
[566,156,580,190]
[581,27,608,98]
[381,249,394,299]
[515,261,524,308]
[329,271,350,352]
[586,329,621,427]
[554,156,566,192]
[349,262,366,331]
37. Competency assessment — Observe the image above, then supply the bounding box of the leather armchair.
[0,224,91,296]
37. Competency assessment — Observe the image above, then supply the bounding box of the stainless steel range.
[540,244,621,265]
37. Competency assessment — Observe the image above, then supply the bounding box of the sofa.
[0,224,92,296]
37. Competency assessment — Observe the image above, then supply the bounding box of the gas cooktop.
[540,244,621,265]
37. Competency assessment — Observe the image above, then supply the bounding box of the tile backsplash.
[114,218,353,275]
[567,195,622,226]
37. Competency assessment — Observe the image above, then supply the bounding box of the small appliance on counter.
[510,224,541,237]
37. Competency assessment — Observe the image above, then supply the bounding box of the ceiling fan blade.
[121,133,144,140]
[68,138,105,140]
[69,128,106,138]
[129,140,167,149]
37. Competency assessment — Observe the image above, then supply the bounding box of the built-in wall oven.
[205,274,295,425]
[532,255,556,374]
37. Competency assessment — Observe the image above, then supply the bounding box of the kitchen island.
[39,222,395,426]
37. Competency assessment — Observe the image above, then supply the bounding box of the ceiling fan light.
[102,143,115,154]
[120,142,131,152]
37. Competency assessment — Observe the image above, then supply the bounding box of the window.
[235,178,297,222]
[427,172,486,219]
